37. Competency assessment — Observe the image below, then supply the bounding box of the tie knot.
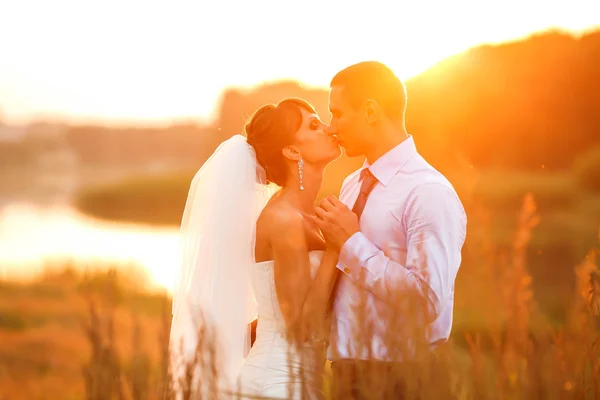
[359,168,378,194]
[361,168,376,184]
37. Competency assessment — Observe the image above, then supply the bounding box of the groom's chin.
[342,147,359,158]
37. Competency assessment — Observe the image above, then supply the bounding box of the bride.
[169,98,343,399]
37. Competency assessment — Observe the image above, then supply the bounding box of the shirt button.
[343,267,351,274]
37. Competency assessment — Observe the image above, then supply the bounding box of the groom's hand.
[314,196,359,251]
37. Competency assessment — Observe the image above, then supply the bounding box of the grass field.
[0,267,171,400]
[1,155,598,399]
[1,193,599,399]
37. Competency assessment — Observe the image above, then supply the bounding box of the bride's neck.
[281,165,323,213]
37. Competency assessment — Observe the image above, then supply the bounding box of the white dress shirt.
[327,135,467,362]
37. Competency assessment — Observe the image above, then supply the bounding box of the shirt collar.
[361,135,418,187]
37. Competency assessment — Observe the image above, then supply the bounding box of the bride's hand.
[315,196,360,251]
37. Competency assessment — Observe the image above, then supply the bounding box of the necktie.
[352,168,378,220]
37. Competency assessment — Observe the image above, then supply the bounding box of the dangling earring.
[298,157,304,191]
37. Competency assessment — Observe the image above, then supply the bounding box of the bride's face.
[292,108,342,165]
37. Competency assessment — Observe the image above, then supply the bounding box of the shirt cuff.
[338,232,380,275]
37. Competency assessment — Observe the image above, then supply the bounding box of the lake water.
[0,202,180,292]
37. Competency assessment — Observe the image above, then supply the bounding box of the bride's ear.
[281,145,301,162]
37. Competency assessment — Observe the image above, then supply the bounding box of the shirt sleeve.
[338,182,467,321]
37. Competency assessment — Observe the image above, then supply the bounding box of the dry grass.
[1,195,599,399]
[86,194,599,399]
[0,267,169,400]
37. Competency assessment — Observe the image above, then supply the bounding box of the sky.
[0,0,598,125]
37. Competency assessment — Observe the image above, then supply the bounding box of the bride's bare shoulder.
[258,198,303,235]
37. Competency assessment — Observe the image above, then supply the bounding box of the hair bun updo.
[244,98,316,187]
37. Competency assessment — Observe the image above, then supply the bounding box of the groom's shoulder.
[412,155,456,188]
[403,158,461,199]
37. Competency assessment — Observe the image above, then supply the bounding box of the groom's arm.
[339,183,466,322]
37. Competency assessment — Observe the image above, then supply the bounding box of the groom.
[315,61,467,399]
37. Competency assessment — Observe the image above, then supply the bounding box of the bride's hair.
[245,98,316,186]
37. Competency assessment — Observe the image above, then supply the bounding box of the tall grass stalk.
[80,196,600,399]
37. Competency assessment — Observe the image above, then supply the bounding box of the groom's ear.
[363,99,380,125]
[281,145,301,162]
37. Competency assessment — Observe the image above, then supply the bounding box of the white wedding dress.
[237,250,327,399]
[171,136,327,399]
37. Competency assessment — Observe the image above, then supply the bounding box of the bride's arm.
[298,248,339,340]
[270,210,338,342]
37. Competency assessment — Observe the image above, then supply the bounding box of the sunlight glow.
[0,0,598,124]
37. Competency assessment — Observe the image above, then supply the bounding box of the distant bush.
[573,145,600,193]
[75,171,195,226]
[0,141,33,167]
[471,170,576,213]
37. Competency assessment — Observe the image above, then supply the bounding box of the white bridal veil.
[170,134,276,395]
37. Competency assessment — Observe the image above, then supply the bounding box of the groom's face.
[328,85,366,158]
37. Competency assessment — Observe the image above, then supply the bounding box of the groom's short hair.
[330,61,407,125]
